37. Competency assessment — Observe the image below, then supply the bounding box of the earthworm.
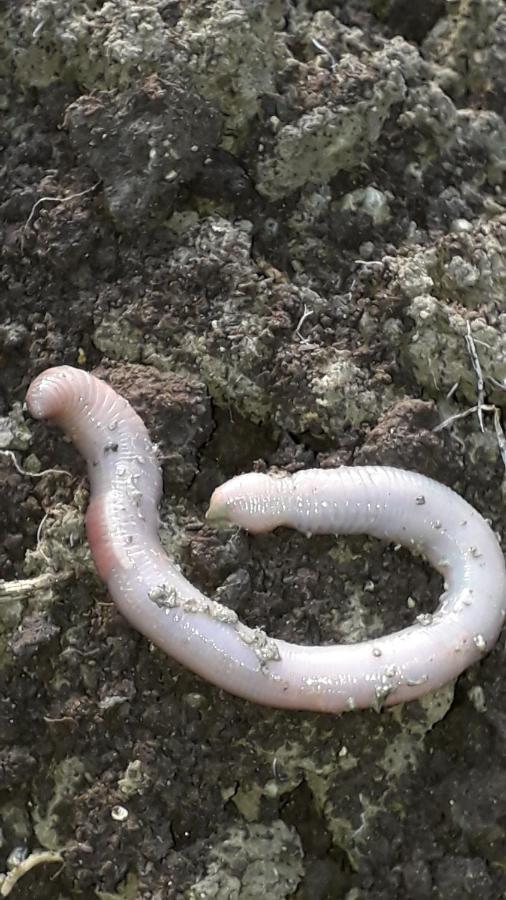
[26,366,506,713]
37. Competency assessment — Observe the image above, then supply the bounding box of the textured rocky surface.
[0,0,505,898]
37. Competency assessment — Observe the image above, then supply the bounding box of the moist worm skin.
[26,366,506,713]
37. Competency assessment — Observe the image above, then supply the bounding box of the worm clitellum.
[26,366,506,713]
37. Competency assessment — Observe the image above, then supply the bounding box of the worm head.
[206,473,281,533]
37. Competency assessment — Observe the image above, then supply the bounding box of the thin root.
[22,182,100,232]
[0,449,72,480]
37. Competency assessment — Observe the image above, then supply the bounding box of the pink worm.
[26,366,506,713]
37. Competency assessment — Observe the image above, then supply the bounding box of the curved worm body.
[26,366,506,713]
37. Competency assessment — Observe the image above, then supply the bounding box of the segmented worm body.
[26,366,506,713]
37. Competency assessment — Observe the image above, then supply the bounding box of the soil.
[1,1,505,898]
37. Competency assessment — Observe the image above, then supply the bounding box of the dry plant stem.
[465,321,486,433]
[0,571,71,603]
[0,851,63,897]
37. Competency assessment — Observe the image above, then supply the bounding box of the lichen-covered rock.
[405,294,506,407]
[127,215,400,436]
[24,496,89,577]
[424,0,506,112]
[340,186,392,226]
[178,0,288,147]
[93,317,143,362]
[12,0,173,89]
[66,76,222,228]
[255,42,407,200]
[0,403,32,451]
[187,821,303,900]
